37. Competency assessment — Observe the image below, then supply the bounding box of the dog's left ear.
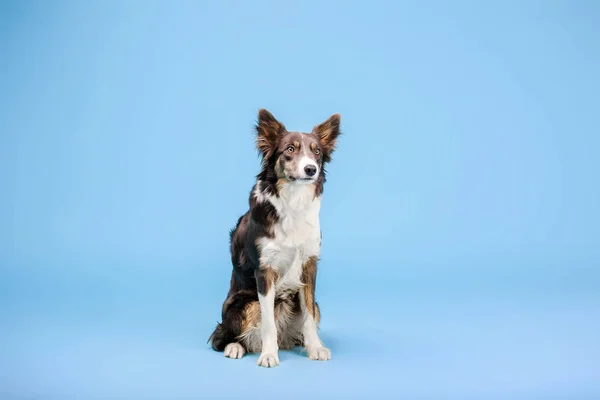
[313,113,342,162]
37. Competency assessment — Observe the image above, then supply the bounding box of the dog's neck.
[255,179,320,216]
[277,179,318,210]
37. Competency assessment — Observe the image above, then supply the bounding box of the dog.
[208,109,342,368]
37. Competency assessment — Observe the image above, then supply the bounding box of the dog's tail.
[208,322,236,352]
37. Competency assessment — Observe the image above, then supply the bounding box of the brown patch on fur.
[255,266,278,295]
[307,183,321,203]
[310,142,317,151]
[293,140,300,149]
[241,301,260,333]
[276,178,291,192]
[301,256,319,318]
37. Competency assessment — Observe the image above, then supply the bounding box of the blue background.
[1,0,599,398]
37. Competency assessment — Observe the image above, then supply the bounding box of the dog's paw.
[224,343,245,359]
[307,346,331,361]
[257,352,280,368]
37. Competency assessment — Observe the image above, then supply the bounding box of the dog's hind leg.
[208,290,257,358]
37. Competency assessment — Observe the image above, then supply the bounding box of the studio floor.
[1,264,598,400]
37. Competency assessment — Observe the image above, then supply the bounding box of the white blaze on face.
[297,137,319,180]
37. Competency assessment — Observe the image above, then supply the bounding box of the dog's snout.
[304,165,317,177]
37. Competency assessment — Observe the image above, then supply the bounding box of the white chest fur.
[256,183,321,293]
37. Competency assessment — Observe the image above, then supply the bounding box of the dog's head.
[255,109,341,184]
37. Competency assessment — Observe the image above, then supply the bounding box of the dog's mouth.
[288,176,315,182]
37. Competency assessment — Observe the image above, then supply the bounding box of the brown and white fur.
[208,109,342,367]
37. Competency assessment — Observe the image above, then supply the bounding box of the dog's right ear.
[256,109,286,159]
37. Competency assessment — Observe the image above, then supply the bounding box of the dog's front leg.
[255,267,279,367]
[300,256,331,361]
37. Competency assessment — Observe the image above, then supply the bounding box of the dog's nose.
[304,165,317,177]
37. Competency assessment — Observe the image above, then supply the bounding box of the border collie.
[209,109,342,368]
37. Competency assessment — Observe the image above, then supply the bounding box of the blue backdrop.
[1,1,599,399]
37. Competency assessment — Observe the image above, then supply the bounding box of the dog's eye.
[287,146,294,153]
[314,148,320,155]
